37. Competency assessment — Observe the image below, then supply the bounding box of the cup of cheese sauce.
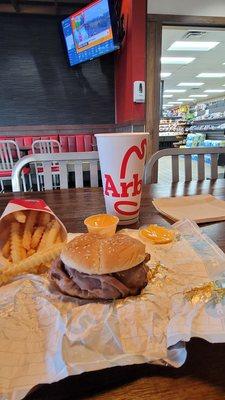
[84,214,119,237]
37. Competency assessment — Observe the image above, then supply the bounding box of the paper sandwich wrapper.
[153,194,225,224]
[1,219,225,400]
[0,198,67,244]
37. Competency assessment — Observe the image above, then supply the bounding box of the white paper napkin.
[153,194,225,223]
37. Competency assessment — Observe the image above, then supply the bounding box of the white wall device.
[133,81,145,103]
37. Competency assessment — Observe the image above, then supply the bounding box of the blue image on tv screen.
[61,0,118,66]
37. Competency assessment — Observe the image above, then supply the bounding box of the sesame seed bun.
[60,233,146,275]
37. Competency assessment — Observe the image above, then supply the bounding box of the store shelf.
[159,131,187,137]
[190,129,225,134]
[159,135,186,142]
[159,118,188,148]
[192,117,225,124]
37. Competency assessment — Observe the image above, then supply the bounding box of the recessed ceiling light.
[164,89,186,93]
[177,98,195,101]
[168,41,220,51]
[189,94,208,98]
[177,82,204,87]
[161,57,195,65]
[163,94,173,98]
[197,73,225,78]
[161,72,172,78]
[204,89,225,93]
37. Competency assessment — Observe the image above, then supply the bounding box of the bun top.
[61,233,146,275]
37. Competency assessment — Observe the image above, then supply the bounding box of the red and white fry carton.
[0,198,67,243]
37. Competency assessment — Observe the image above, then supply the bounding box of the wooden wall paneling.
[148,14,225,27]
[0,123,145,137]
[0,0,91,15]
[0,124,116,137]
[145,18,162,179]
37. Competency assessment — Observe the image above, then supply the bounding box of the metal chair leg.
[0,179,4,193]
[28,174,32,191]
[52,174,56,189]
[21,174,27,192]
[41,174,44,191]
[36,173,41,191]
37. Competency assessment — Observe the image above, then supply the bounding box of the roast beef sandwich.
[50,233,150,300]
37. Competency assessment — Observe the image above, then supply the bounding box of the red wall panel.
[115,0,147,124]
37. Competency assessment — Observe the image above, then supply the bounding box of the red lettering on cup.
[103,138,147,217]
[105,174,120,197]
[114,201,139,216]
[120,139,147,179]
[132,174,142,196]
[120,180,134,197]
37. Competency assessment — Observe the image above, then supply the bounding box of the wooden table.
[1,181,225,400]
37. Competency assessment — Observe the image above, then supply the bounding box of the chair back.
[0,140,20,171]
[144,147,225,184]
[32,139,61,154]
[12,152,99,191]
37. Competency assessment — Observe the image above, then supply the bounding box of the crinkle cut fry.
[22,211,37,250]
[31,226,45,249]
[14,211,26,224]
[39,212,51,226]
[2,240,10,258]
[11,222,22,263]
[0,251,12,268]
[0,243,64,285]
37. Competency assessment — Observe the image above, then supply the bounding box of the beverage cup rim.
[95,132,149,138]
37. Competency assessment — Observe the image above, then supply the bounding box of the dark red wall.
[115,0,147,124]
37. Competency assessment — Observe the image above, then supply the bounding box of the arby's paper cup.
[95,133,149,225]
[0,198,67,244]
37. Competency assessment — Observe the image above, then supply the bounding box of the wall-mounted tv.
[61,0,120,66]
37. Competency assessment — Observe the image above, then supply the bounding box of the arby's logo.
[104,139,147,216]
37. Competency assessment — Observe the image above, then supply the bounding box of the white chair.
[144,147,225,184]
[11,152,99,192]
[0,140,31,192]
[31,139,62,190]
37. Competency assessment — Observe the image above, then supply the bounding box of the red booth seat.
[37,166,59,173]
[68,136,77,152]
[40,135,58,141]
[59,136,69,152]
[0,167,30,177]
[0,134,94,156]
[84,134,93,151]
[59,134,94,153]
[75,135,85,152]
[15,136,40,155]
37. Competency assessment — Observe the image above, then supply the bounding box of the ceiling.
[0,0,91,15]
[162,26,225,109]
[147,0,225,17]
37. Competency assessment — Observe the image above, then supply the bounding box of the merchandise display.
[162,98,225,155]
[159,119,187,135]
[159,118,189,149]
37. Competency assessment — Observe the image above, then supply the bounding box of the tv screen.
[61,0,119,66]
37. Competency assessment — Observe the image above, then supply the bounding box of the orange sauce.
[139,224,175,244]
[84,214,119,237]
